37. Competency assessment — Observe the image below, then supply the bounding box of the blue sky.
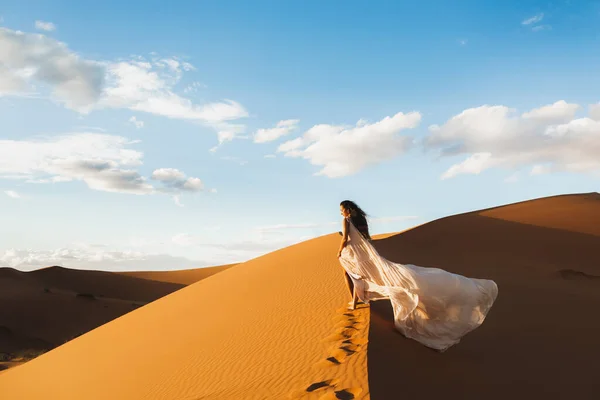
[1,0,599,271]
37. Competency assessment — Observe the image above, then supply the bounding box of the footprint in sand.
[318,387,362,400]
[290,307,367,398]
[322,319,365,343]
[305,379,340,393]
[321,341,364,366]
[288,379,341,398]
[317,310,368,367]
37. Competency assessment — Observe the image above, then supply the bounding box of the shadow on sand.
[367,212,600,399]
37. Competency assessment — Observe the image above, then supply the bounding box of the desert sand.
[0,265,230,373]
[1,193,599,399]
[119,264,237,285]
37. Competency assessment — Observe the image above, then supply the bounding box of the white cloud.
[183,81,206,94]
[0,132,151,194]
[215,122,247,144]
[426,100,600,179]
[0,133,205,196]
[590,103,600,121]
[0,27,248,139]
[101,60,248,123]
[0,246,206,272]
[0,65,29,95]
[264,154,276,159]
[34,20,56,32]
[522,13,544,25]
[254,119,299,143]
[4,190,21,199]
[277,112,421,178]
[530,164,552,175]
[520,100,578,121]
[151,168,204,192]
[173,195,184,207]
[0,27,105,110]
[129,116,144,129]
[151,168,185,181]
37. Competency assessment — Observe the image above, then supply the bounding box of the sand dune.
[118,264,237,285]
[0,235,367,399]
[0,265,231,373]
[1,193,599,399]
[368,192,600,399]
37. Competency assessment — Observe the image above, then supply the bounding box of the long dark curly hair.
[340,200,371,240]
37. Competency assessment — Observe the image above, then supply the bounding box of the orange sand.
[1,193,598,399]
[118,264,237,285]
[0,265,231,373]
[0,236,368,399]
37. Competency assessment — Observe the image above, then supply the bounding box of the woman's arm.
[337,218,349,257]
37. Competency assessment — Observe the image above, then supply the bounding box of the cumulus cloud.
[589,103,600,121]
[101,60,247,122]
[0,133,205,197]
[426,100,600,179]
[152,168,185,181]
[0,27,105,110]
[151,168,204,192]
[0,64,28,94]
[254,119,299,143]
[0,132,151,193]
[34,20,56,32]
[129,116,144,129]
[0,27,248,139]
[277,112,421,178]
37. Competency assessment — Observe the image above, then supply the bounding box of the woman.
[337,200,371,310]
[337,200,498,351]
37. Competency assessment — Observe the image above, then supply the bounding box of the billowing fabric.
[339,218,498,351]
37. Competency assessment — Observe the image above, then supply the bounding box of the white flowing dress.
[339,218,498,351]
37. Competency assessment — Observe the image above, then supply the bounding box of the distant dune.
[0,265,232,373]
[1,193,598,399]
[118,264,237,285]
